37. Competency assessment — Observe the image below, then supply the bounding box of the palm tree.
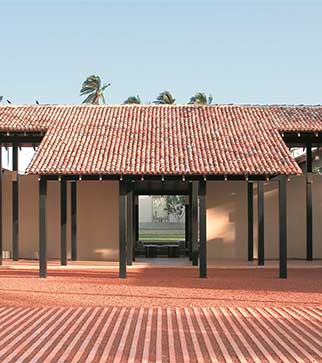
[124,95,141,104]
[154,91,175,104]
[0,96,10,103]
[80,75,111,104]
[189,92,213,105]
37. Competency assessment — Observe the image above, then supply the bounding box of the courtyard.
[1,1,322,362]
[0,263,321,362]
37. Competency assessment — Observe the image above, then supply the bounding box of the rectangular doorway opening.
[135,195,189,263]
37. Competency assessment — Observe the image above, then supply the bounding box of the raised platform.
[1,258,321,269]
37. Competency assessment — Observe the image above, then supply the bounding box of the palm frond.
[155,91,175,104]
[189,92,213,105]
[83,75,99,86]
[81,80,98,90]
[80,75,110,104]
[82,92,97,104]
[80,75,100,92]
[102,83,111,91]
[195,92,207,105]
[124,95,141,104]
[80,86,97,96]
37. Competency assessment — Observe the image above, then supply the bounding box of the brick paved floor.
[0,305,321,362]
[0,265,322,362]
[0,265,322,308]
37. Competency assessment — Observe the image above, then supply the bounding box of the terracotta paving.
[0,305,321,362]
[0,265,322,362]
[0,265,322,308]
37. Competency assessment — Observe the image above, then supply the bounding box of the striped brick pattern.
[0,306,321,362]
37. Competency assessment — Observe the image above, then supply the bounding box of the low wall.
[2,176,119,261]
[206,176,322,260]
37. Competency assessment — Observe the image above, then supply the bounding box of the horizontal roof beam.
[0,137,43,145]
[281,131,322,145]
[37,174,280,182]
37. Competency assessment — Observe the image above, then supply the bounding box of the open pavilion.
[0,104,321,279]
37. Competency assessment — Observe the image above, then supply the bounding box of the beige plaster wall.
[207,181,248,260]
[206,176,322,261]
[312,175,322,259]
[1,176,119,261]
[77,181,119,261]
[2,173,12,255]
[1,175,321,262]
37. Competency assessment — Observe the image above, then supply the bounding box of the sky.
[0,0,322,106]
[0,0,321,171]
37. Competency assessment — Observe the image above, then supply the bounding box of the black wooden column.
[185,201,189,250]
[39,177,47,278]
[135,195,139,244]
[191,181,199,266]
[306,142,313,260]
[247,182,254,261]
[199,180,207,278]
[279,175,287,279]
[12,144,19,261]
[188,188,192,261]
[127,182,133,266]
[133,194,138,262]
[257,181,265,266]
[0,145,2,266]
[60,179,67,265]
[119,180,127,278]
[71,181,77,261]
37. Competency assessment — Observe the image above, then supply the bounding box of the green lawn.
[139,233,184,242]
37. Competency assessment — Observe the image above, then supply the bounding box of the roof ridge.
[0,103,322,108]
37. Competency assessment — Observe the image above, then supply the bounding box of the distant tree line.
[80,75,214,106]
[1,74,213,106]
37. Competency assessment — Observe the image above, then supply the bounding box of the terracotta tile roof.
[1,104,321,176]
[0,105,51,131]
[266,105,322,132]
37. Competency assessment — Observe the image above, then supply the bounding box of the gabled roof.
[1,104,321,176]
